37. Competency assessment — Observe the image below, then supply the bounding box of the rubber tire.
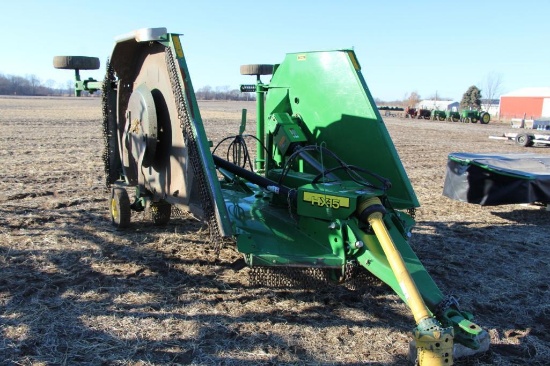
[480,112,490,124]
[471,118,478,123]
[438,116,445,121]
[452,116,459,122]
[516,133,534,147]
[110,188,131,228]
[151,202,171,226]
[240,64,274,76]
[53,56,100,70]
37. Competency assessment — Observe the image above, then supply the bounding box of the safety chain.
[342,260,360,289]
[436,294,460,316]
[342,260,374,290]
[170,205,187,218]
[165,48,223,250]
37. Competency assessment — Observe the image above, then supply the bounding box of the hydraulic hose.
[213,154,296,202]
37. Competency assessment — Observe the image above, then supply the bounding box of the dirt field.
[1,96,548,365]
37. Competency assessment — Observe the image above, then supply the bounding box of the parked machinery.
[446,110,461,122]
[55,28,488,366]
[431,110,447,121]
[399,106,490,124]
[461,110,490,124]
[417,108,431,119]
[405,106,418,118]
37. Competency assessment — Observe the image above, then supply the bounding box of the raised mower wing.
[106,28,232,238]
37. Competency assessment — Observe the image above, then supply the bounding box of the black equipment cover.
[443,152,550,205]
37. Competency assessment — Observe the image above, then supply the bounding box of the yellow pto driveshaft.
[358,197,454,366]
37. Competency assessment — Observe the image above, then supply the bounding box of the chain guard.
[165,48,222,249]
[248,260,370,289]
[102,59,121,187]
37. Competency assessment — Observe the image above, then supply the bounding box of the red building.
[499,87,550,119]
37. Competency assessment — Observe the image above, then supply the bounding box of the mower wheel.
[110,187,131,228]
[151,202,171,226]
[240,64,274,76]
[516,133,534,147]
[53,56,100,70]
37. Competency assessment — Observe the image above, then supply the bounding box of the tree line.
[0,73,75,96]
[0,73,256,101]
[195,85,255,101]
[2,71,500,109]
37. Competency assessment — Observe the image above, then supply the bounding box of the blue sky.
[1,0,548,101]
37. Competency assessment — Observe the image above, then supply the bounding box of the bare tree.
[27,74,41,96]
[9,75,30,95]
[196,85,213,100]
[0,74,9,94]
[66,80,75,96]
[215,85,230,100]
[482,72,503,111]
[427,91,451,101]
[404,91,421,108]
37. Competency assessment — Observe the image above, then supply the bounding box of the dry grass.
[0,96,549,365]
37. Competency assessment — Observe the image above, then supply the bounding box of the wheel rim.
[111,198,119,220]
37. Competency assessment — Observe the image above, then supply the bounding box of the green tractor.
[431,110,447,121]
[55,27,488,366]
[461,110,490,124]
[446,110,461,122]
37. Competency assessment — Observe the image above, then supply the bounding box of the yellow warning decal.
[303,192,350,209]
[347,51,360,71]
[172,35,184,58]
[297,54,306,61]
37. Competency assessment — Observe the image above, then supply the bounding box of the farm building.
[499,87,550,119]
[416,99,456,111]
[481,99,500,116]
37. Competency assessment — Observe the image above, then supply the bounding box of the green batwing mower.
[55,28,488,365]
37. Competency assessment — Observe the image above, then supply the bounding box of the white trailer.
[489,118,550,147]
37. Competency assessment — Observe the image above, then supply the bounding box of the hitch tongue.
[358,197,454,365]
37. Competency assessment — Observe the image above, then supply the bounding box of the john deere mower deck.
[55,28,489,365]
